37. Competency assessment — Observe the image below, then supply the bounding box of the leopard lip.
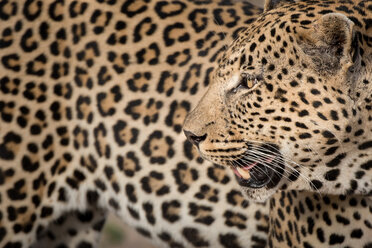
[232,148,284,189]
[233,162,257,180]
[233,163,276,188]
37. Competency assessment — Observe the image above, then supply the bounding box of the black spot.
[249,43,256,52]
[324,146,339,156]
[312,101,322,108]
[143,203,155,225]
[41,206,53,218]
[0,227,6,242]
[303,242,314,248]
[4,242,22,248]
[317,112,328,120]
[188,9,207,33]
[112,120,139,147]
[359,141,372,150]
[322,130,335,139]
[207,167,230,184]
[47,182,56,197]
[354,129,364,136]
[0,132,22,160]
[104,166,114,180]
[258,34,266,42]
[323,212,332,225]
[363,243,372,248]
[136,227,152,238]
[121,0,148,17]
[336,215,350,225]
[58,187,67,202]
[21,28,38,52]
[219,233,242,248]
[299,133,311,139]
[163,23,189,47]
[240,54,246,67]
[310,180,323,190]
[182,228,209,247]
[361,160,372,170]
[324,169,340,181]
[350,228,363,238]
[74,169,86,182]
[136,43,160,65]
[127,206,139,219]
[172,162,198,193]
[330,110,339,120]
[270,28,276,37]
[155,1,186,19]
[316,228,325,243]
[94,179,107,191]
[77,211,94,223]
[326,153,347,167]
[223,210,247,229]
[355,170,365,179]
[295,122,308,129]
[96,93,115,117]
[336,97,346,104]
[77,241,93,248]
[162,200,181,223]
[140,171,170,196]
[189,203,214,225]
[125,184,137,203]
[7,179,27,200]
[165,100,191,133]
[329,234,345,245]
[23,0,43,21]
[290,80,298,87]
[141,130,174,164]
[109,198,120,210]
[92,219,106,232]
[298,110,309,117]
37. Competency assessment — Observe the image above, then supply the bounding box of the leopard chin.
[239,186,280,203]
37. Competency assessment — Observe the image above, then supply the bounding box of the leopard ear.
[264,0,295,12]
[297,13,359,74]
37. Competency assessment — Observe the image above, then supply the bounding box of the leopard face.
[184,0,372,201]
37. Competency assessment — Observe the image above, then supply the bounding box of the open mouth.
[231,143,284,189]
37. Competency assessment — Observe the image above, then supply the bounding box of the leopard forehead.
[217,2,357,81]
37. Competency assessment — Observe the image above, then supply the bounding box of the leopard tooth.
[236,167,251,180]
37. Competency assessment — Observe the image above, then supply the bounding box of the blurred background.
[99,215,156,248]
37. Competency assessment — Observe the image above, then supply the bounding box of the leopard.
[183,0,372,247]
[0,0,271,247]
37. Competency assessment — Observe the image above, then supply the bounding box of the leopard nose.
[183,130,207,148]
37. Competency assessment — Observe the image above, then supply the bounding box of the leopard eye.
[231,75,260,93]
[242,77,258,89]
